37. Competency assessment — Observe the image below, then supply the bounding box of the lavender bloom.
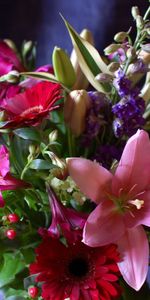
[113,69,132,97]
[112,69,146,137]
[81,92,111,146]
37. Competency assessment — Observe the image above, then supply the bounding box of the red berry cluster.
[2,213,20,240]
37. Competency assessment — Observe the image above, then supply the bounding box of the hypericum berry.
[8,213,19,223]
[6,229,17,240]
[28,286,39,298]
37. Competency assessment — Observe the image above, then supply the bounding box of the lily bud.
[114,32,128,43]
[136,15,144,29]
[70,29,94,90]
[52,47,76,88]
[49,130,58,143]
[131,6,140,19]
[126,47,137,60]
[64,90,91,136]
[104,44,121,55]
[4,39,17,52]
[22,41,33,57]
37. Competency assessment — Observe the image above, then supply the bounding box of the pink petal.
[124,191,150,228]
[117,226,149,291]
[114,130,150,193]
[83,200,125,247]
[0,145,9,177]
[67,158,113,203]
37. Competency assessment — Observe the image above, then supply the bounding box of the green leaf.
[62,16,111,92]
[29,159,54,170]
[21,71,59,83]
[0,253,25,288]
[13,128,41,142]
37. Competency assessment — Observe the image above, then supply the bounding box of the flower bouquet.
[0,2,150,300]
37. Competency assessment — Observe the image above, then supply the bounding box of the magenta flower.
[67,130,150,291]
[0,145,28,207]
[45,185,87,243]
[0,41,24,76]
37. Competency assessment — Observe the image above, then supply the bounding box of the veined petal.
[83,201,125,247]
[117,226,149,291]
[114,130,150,193]
[67,158,113,203]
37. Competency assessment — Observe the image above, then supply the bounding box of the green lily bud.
[22,41,33,57]
[52,47,76,88]
[70,29,94,90]
[114,32,128,43]
[4,39,17,52]
[107,62,120,72]
[104,44,121,55]
[136,15,144,29]
[64,90,91,137]
[131,6,140,19]
[49,130,58,143]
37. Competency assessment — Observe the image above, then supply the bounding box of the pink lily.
[67,129,150,291]
[0,145,28,207]
[45,185,87,243]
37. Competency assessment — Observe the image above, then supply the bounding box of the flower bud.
[22,40,33,57]
[49,130,58,143]
[131,6,140,19]
[114,32,128,43]
[107,62,120,72]
[126,47,137,60]
[138,49,150,64]
[70,29,94,90]
[104,44,121,55]
[136,15,144,29]
[4,39,17,52]
[64,90,91,136]
[52,47,76,88]
[95,73,113,83]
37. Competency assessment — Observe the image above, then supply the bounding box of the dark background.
[0,0,148,66]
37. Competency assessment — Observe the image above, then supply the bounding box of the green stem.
[20,159,32,179]
[143,5,150,20]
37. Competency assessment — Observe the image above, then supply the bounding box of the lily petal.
[83,200,125,247]
[114,130,150,193]
[117,226,149,291]
[124,191,150,228]
[67,158,113,203]
[0,146,9,178]
[0,191,5,207]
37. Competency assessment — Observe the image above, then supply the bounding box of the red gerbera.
[30,236,122,300]
[0,81,61,128]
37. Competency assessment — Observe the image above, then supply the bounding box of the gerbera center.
[68,257,89,278]
[20,105,43,117]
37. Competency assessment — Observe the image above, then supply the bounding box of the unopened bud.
[64,90,91,136]
[126,47,137,60]
[49,130,58,143]
[70,29,94,90]
[52,47,76,88]
[131,6,140,19]
[107,62,120,72]
[104,44,121,55]
[6,70,20,83]
[136,15,144,29]
[22,41,33,57]
[138,49,150,64]
[29,144,39,156]
[51,167,68,180]
[114,32,128,43]
[4,39,17,52]
[95,73,113,83]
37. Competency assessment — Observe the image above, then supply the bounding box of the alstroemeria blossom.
[0,145,28,207]
[67,130,150,291]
